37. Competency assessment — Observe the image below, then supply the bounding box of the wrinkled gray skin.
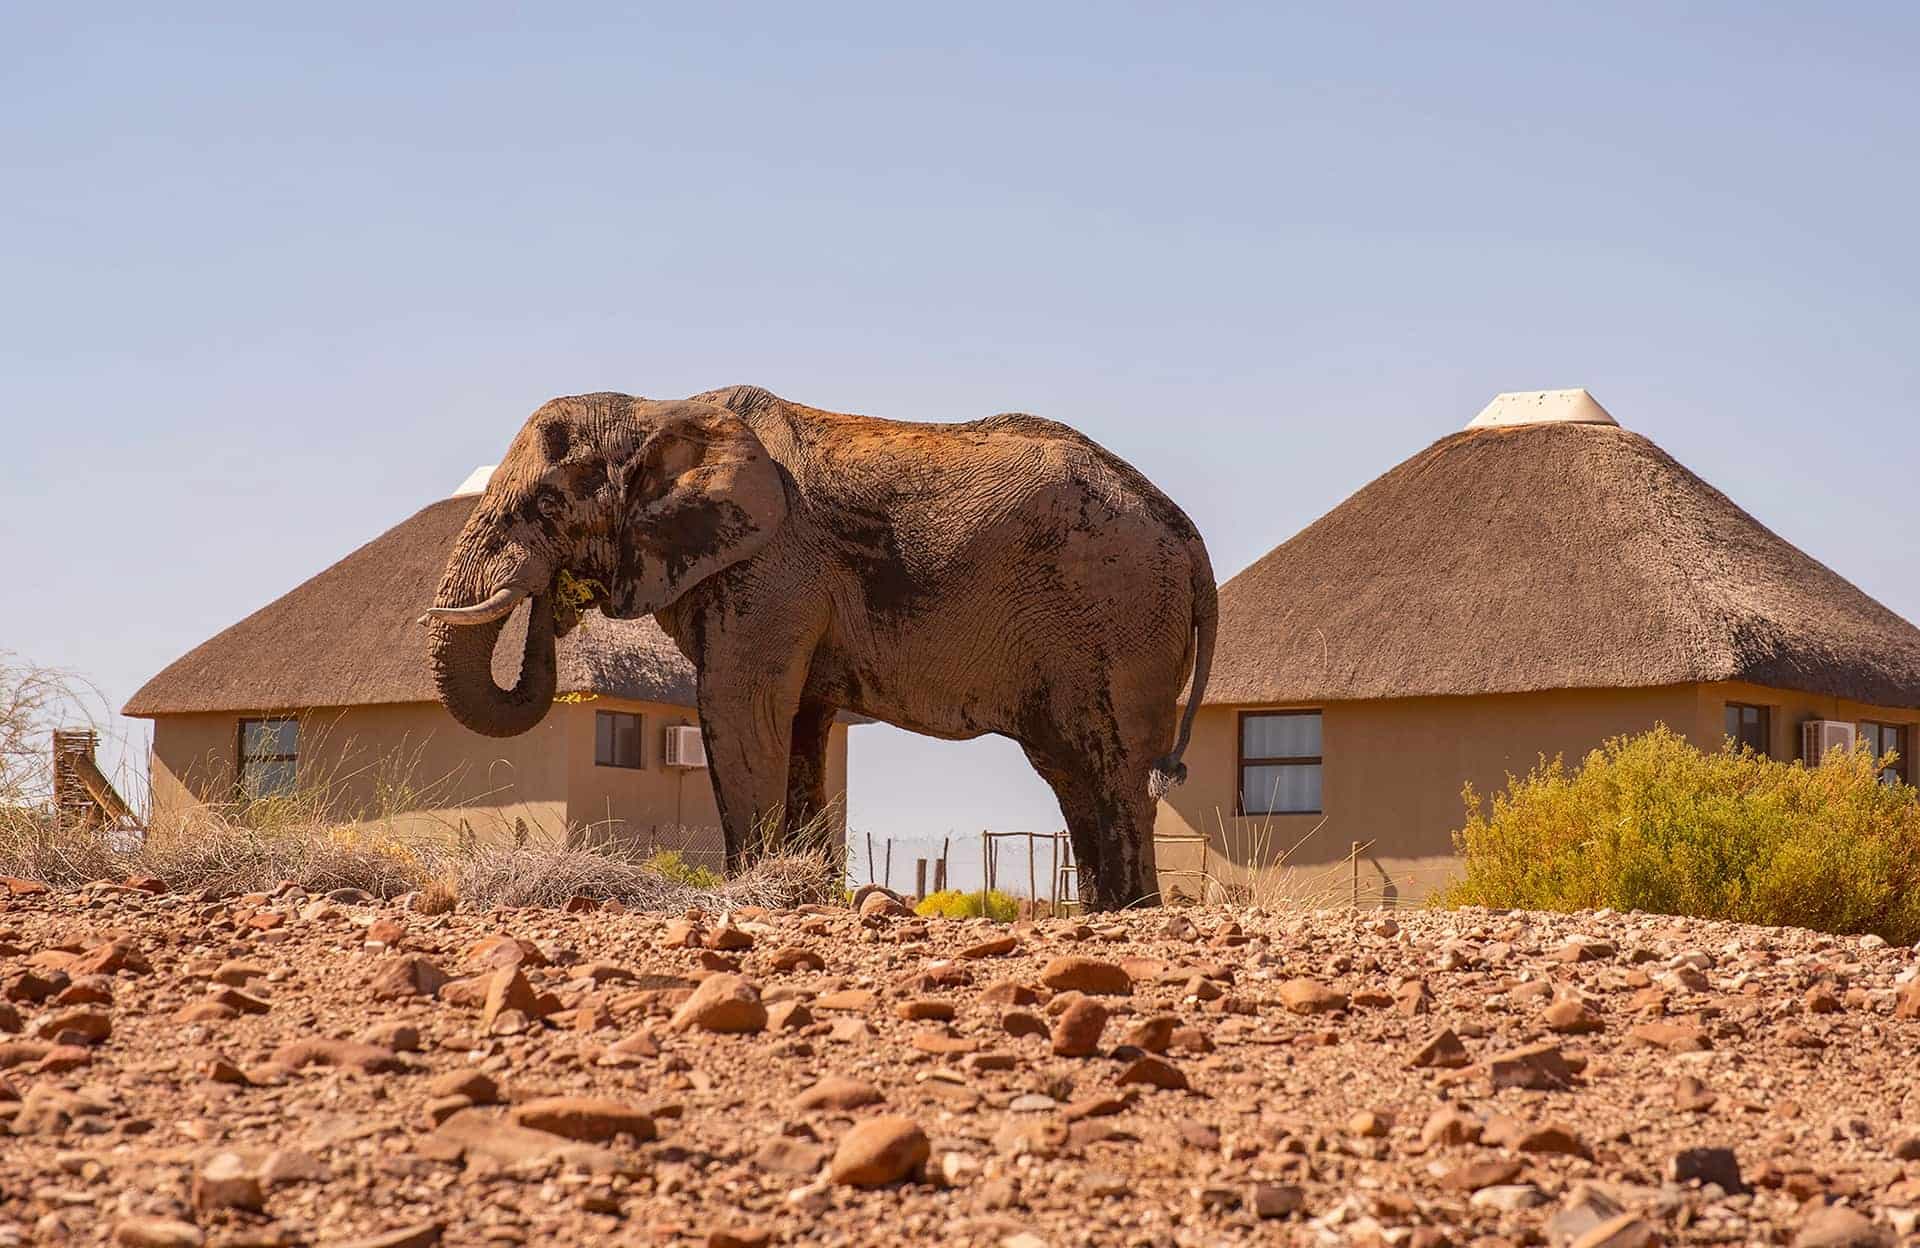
[424,386,1217,910]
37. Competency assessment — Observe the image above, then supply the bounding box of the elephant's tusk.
[416,586,529,628]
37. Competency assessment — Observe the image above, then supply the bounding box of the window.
[595,711,643,769]
[1238,711,1322,815]
[1860,722,1909,786]
[1724,703,1770,758]
[238,718,298,799]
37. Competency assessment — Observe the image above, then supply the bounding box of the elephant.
[420,385,1217,910]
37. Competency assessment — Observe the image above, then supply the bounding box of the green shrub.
[643,849,723,890]
[1439,725,1920,941]
[915,888,1021,922]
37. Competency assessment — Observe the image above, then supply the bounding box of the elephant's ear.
[607,404,789,617]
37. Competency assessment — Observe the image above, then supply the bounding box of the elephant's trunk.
[426,553,558,738]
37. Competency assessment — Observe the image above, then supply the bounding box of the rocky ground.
[4,876,1920,1248]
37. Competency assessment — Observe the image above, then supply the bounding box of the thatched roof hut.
[1206,390,1920,709]
[125,492,697,718]
[1155,389,1920,900]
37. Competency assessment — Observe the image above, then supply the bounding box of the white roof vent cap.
[452,465,497,497]
[1467,389,1617,430]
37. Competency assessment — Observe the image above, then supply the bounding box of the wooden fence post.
[914,858,927,899]
[981,830,991,913]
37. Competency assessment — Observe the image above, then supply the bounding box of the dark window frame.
[595,710,645,770]
[1860,721,1910,785]
[1725,702,1771,758]
[236,716,299,800]
[1235,709,1324,817]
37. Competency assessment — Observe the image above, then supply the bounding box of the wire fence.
[845,829,1077,906]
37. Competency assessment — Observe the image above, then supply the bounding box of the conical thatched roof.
[1207,398,1920,709]
[124,495,697,717]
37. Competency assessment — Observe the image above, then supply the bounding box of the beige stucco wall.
[147,702,571,843]
[146,699,851,863]
[561,696,850,870]
[1154,683,1920,905]
[1695,680,1919,771]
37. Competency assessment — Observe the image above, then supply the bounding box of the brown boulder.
[857,891,914,920]
[465,936,547,968]
[1484,1115,1591,1157]
[193,1150,266,1215]
[370,955,449,1001]
[270,1038,404,1074]
[1117,1055,1189,1090]
[1421,1108,1483,1147]
[423,1108,629,1174]
[1002,1010,1048,1038]
[428,1059,499,1098]
[1570,1214,1656,1248]
[980,980,1042,1007]
[671,973,767,1033]
[1486,1043,1575,1091]
[1629,1022,1711,1052]
[1126,1014,1177,1053]
[1542,999,1603,1035]
[1051,998,1110,1057]
[1410,1028,1471,1069]
[480,966,548,1033]
[769,947,825,973]
[795,1075,885,1111]
[508,1096,656,1142]
[829,1115,929,1186]
[34,1008,110,1045]
[1040,956,1132,995]
[1277,978,1347,1015]
[1792,1206,1891,1248]
[112,1219,204,1248]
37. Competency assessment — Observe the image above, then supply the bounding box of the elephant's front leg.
[696,661,813,877]
[783,700,839,849]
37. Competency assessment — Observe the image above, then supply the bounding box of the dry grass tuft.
[453,837,835,912]
[0,653,841,913]
[415,872,460,916]
[0,807,122,887]
[132,819,436,900]
[1,808,839,912]
[1166,811,1385,910]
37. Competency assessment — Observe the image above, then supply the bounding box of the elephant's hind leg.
[1020,742,1159,912]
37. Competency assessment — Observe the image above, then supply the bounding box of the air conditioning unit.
[1802,719,1857,766]
[664,725,707,769]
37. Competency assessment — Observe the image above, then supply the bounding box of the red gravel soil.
[4,875,1919,1247]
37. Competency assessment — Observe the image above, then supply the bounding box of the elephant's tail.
[1149,536,1219,799]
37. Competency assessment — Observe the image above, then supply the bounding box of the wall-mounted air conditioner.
[664,725,707,768]
[1802,719,1857,766]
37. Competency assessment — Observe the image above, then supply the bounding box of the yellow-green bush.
[915,888,1021,922]
[1440,726,1920,941]
[643,849,724,890]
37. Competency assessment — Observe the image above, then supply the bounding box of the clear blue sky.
[5,3,1917,853]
